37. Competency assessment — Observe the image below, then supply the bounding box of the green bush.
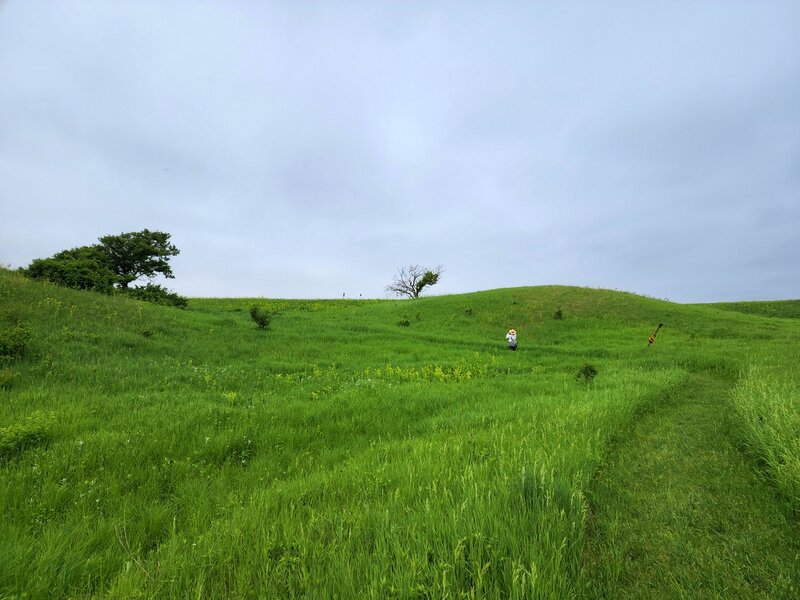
[25,245,116,293]
[122,283,188,309]
[554,308,563,320]
[575,362,598,384]
[0,322,30,362]
[249,305,273,330]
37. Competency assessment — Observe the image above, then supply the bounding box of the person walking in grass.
[506,328,517,351]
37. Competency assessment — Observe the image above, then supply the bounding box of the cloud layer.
[2,2,799,301]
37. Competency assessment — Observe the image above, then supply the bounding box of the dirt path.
[580,374,800,598]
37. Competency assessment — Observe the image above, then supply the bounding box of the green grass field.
[1,268,799,598]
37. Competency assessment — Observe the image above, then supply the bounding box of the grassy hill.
[1,268,799,598]
[699,299,800,319]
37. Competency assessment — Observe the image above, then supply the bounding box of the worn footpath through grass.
[581,374,800,598]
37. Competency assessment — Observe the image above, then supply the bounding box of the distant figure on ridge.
[506,328,518,351]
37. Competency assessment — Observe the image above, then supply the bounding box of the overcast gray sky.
[2,2,798,302]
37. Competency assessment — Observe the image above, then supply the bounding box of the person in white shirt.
[506,328,517,351]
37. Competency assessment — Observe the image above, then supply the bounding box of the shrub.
[554,308,563,320]
[250,305,273,330]
[25,245,116,293]
[575,362,598,384]
[0,322,30,362]
[398,317,411,327]
[122,283,188,308]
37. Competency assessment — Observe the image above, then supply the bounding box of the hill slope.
[1,269,799,598]
[699,299,800,319]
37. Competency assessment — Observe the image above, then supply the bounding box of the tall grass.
[103,370,684,598]
[731,366,800,510]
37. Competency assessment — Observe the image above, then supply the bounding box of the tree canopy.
[99,229,179,289]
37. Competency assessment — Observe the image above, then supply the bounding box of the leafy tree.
[386,265,443,299]
[99,229,179,289]
[24,230,186,307]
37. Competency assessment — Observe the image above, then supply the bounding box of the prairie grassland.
[1,268,799,598]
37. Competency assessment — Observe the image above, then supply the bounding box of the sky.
[1,1,799,302]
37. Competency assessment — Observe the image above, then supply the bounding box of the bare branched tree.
[385,265,444,299]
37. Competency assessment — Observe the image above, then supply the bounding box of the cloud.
[2,1,799,301]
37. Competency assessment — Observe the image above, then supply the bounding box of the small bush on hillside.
[398,317,411,327]
[0,322,30,362]
[576,362,598,384]
[554,308,563,320]
[122,283,188,308]
[250,305,273,330]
